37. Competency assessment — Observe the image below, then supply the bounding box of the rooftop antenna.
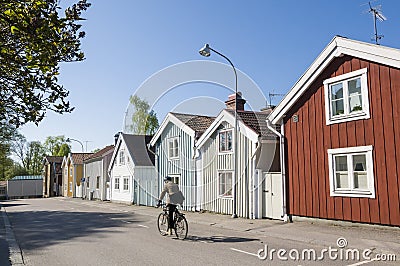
[367,1,387,45]
[268,91,285,108]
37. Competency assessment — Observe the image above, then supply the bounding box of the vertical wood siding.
[201,125,254,218]
[156,123,195,210]
[284,56,400,226]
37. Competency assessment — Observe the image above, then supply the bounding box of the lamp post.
[199,44,238,218]
[66,138,84,152]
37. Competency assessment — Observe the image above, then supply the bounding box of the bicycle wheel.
[157,213,168,236]
[174,215,188,240]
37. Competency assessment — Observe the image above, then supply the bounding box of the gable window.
[119,150,125,165]
[327,146,375,198]
[218,172,233,197]
[114,177,120,190]
[123,177,129,191]
[168,137,179,159]
[324,68,370,125]
[96,176,100,189]
[219,130,233,152]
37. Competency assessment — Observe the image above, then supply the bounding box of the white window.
[114,177,120,190]
[69,182,72,192]
[123,177,129,191]
[96,176,100,189]
[119,150,125,165]
[168,137,179,159]
[219,130,233,152]
[324,68,370,125]
[218,172,233,197]
[327,146,375,198]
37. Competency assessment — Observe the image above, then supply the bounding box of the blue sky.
[20,0,400,152]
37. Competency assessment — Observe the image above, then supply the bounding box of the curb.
[1,206,24,265]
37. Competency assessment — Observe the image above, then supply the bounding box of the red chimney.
[225,92,246,111]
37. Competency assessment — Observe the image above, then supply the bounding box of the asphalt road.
[1,198,398,266]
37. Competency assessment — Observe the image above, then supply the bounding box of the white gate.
[262,172,283,220]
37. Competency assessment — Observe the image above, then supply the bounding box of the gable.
[196,110,259,149]
[269,36,400,125]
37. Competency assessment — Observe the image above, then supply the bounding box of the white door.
[262,172,283,219]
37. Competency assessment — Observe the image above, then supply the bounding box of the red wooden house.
[268,36,400,226]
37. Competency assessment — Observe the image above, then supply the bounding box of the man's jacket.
[159,181,185,205]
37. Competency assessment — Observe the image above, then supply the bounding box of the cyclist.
[157,176,185,235]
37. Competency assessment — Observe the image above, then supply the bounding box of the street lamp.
[66,138,84,152]
[199,43,238,218]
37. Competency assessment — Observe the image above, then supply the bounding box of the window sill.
[327,112,370,125]
[330,190,375,198]
[218,195,233,199]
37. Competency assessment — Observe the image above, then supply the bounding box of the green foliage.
[57,143,70,156]
[0,123,18,180]
[129,95,159,135]
[43,135,70,155]
[0,0,91,128]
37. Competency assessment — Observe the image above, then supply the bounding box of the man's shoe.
[168,229,173,235]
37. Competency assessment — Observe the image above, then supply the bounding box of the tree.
[129,95,159,135]
[43,135,70,156]
[0,0,91,128]
[0,123,19,180]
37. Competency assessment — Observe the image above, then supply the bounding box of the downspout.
[250,139,261,219]
[266,119,288,222]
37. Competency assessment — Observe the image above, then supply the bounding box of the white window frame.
[119,150,125,165]
[123,177,129,191]
[114,177,120,190]
[168,174,180,185]
[96,176,100,189]
[168,137,179,159]
[218,171,233,198]
[218,129,233,153]
[324,68,370,125]
[327,145,375,198]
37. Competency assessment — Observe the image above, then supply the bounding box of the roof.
[70,153,93,165]
[171,112,215,137]
[84,145,115,162]
[43,156,64,164]
[196,109,278,149]
[268,36,400,124]
[122,134,154,166]
[150,112,215,146]
[11,175,42,180]
[226,109,277,140]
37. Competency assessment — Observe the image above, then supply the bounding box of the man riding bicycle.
[157,176,185,235]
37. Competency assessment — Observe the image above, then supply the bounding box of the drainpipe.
[250,139,261,219]
[266,119,288,222]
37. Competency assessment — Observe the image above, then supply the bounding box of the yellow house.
[62,153,92,197]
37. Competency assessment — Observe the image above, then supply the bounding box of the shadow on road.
[186,235,260,243]
[2,201,145,252]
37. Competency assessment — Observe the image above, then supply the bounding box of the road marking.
[121,220,131,224]
[347,258,379,266]
[230,248,259,257]
[137,224,149,228]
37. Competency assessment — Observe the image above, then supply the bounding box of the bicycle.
[157,203,188,240]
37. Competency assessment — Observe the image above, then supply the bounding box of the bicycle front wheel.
[174,215,188,240]
[157,213,168,236]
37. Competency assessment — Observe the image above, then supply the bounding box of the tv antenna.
[366,1,387,45]
[268,92,285,107]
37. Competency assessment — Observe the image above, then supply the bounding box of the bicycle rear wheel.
[157,213,168,236]
[174,215,188,240]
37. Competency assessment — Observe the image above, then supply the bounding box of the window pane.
[227,131,232,151]
[349,95,363,113]
[354,173,368,189]
[332,100,344,116]
[335,156,348,171]
[219,132,226,151]
[331,83,343,100]
[348,78,361,95]
[353,155,366,171]
[336,173,349,188]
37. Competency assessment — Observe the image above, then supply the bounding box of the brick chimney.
[225,92,246,111]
